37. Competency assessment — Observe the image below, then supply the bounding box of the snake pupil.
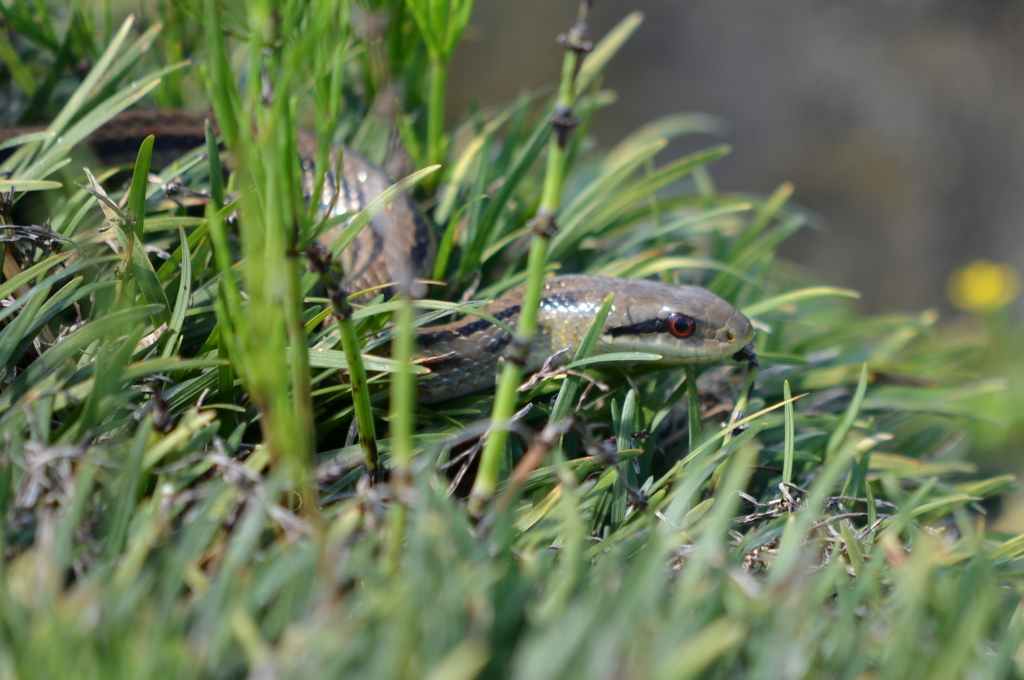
[667,313,696,338]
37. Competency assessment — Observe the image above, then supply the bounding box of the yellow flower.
[947,260,1021,312]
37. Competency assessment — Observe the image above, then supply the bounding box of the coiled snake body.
[1,110,756,402]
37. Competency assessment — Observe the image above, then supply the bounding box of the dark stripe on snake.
[607,317,670,337]
[416,305,521,347]
[408,213,433,272]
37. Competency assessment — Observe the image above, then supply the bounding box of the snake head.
[600,280,754,364]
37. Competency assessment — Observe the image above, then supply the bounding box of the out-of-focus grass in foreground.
[1,1,1024,678]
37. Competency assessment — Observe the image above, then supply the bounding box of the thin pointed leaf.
[162,228,192,359]
[575,12,644,95]
[742,286,861,318]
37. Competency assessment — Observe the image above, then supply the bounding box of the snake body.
[1,110,755,402]
[413,274,754,403]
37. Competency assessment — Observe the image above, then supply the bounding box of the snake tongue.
[732,342,759,368]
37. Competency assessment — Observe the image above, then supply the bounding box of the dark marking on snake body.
[416,305,521,347]
[408,213,433,274]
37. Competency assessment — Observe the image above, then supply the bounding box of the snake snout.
[724,313,755,348]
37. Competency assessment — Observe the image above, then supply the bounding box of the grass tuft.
[0,1,1022,678]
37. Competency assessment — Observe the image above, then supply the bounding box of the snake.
[1,110,757,403]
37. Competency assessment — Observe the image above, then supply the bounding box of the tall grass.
[0,1,1022,678]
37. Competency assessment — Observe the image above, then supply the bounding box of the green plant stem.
[469,2,591,515]
[258,122,312,487]
[385,293,416,572]
[207,205,242,417]
[336,311,379,476]
[426,58,447,185]
[384,502,406,576]
[203,0,318,513]
[204,120,224,208]
[470,237,550,513]
[283,256,314,473]
[308,248,379,477]
[389,295,416,478]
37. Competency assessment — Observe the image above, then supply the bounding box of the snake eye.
[667,313,695,339]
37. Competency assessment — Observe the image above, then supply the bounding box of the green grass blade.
[458,119,551,281]
[42,14,136,151]
[0,179,62,192]
[162,228,192,359]
[603,113,727,168]
[0,282,51,383]
[742,286,861,318]
[0,304,161,415]
[302,347,429,374]
[0,253,69,300]
[549,292,615,424]
[0,131,54,152]
[564,352,661,370]
[575,12,643,95]
[127,135,154,240]
[825,362,869,460]
[684,365,701,456]
[783,379,795,485]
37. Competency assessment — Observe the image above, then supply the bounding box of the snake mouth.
[732,342,759,368]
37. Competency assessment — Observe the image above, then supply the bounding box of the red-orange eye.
[667,313,695,338]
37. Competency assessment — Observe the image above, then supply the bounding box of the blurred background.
[448,0,1024,315]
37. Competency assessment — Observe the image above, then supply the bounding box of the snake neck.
[409,274,755,403]
[413,278,611,404]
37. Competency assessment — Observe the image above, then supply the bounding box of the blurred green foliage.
[1,0,1023,678]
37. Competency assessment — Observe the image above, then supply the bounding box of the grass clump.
[1,1,1023,678]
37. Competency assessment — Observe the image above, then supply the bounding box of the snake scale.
[1,110,756,403]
